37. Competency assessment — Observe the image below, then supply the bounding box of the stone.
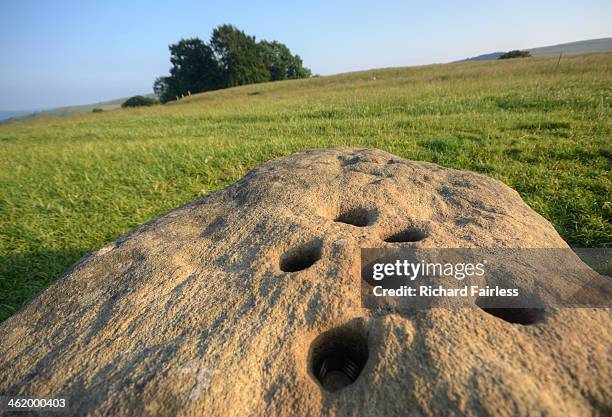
[0,148,609,416]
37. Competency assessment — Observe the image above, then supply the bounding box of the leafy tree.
[498,50,531,59]
[259,41,311,80]
[121,95,157,108]
[210,24,270,87]
[154,25,311,102]
[155,38,223,103]
[153,76,175,103]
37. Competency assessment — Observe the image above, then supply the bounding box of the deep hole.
[476,297,546,325]
[309,322,369,393]
[335,208,373,227]
[280,242,322,272]
[479,307,546,325]
[384,228,426,243]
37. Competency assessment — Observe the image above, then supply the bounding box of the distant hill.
[0,109,45,123]
[463,37,612,61]
[463,52,505,62]
[1,94,155,123]
[4,37,611,123]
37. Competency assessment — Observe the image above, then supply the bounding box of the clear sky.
[1,0,610,110]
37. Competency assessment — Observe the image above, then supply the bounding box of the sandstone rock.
[0,148,609,416]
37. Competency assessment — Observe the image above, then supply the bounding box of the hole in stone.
[383,228,426,243]
[476,297,546,325]
[280,242,322,272]
[309,322,369,393]
[335,208,374,227]
[478,307,546,325]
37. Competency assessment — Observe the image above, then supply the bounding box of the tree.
[121,95,157,108]
[155,38,223,103]
[259,41,311,80]
[210,24,270,87]
[153,25,312,102]
[498,50,531,59]
[153,76,175,103]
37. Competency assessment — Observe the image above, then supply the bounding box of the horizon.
[1,0,611,110]
[1,36,607,114]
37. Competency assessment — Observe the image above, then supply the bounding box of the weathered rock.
[0,148,609,416]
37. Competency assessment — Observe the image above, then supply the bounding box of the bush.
[92,108,104,113]
[121,96,157,108]
[498,50,531,59]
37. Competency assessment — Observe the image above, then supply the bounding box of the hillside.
[0,53,610,321]
[0,110,44,123]
[2,94,155,123]
[8,38,610,122]
[464,37,612,61]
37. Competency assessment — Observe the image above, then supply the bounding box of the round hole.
[309,322,369,392]
[335,208,374,227]
[383,228,426,243]
[479,307,546,325]
[280,242,322,272]
[476,297,546,325]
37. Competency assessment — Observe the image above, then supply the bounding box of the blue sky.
[1,0,610,110]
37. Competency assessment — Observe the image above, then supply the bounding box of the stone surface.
[0,148,610,416]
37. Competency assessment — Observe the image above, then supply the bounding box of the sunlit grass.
[0,53,610,321]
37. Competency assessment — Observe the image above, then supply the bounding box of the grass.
[0,53,611,322]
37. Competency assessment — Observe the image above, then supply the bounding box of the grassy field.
[0,53,611,321]
[3,93,157,123]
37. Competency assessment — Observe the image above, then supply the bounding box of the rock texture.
[0,148,610,416]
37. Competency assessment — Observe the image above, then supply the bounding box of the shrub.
[121,95,157,108]
[498,50,531,59]
[92,108,104,113]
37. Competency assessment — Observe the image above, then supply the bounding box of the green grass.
[1,53,611,321]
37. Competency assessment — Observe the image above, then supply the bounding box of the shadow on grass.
[0,249,87,322]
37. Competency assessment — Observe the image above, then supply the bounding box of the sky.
[1,0,610,110]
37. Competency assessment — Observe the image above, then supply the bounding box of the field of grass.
[5,93,157,123]
[1,53,611,321]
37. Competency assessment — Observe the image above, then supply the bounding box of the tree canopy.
[260,41,311,81]
[154,38,223,103]
[498,50,532,59]
[154,25,311,103]
[121,95,157,108]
